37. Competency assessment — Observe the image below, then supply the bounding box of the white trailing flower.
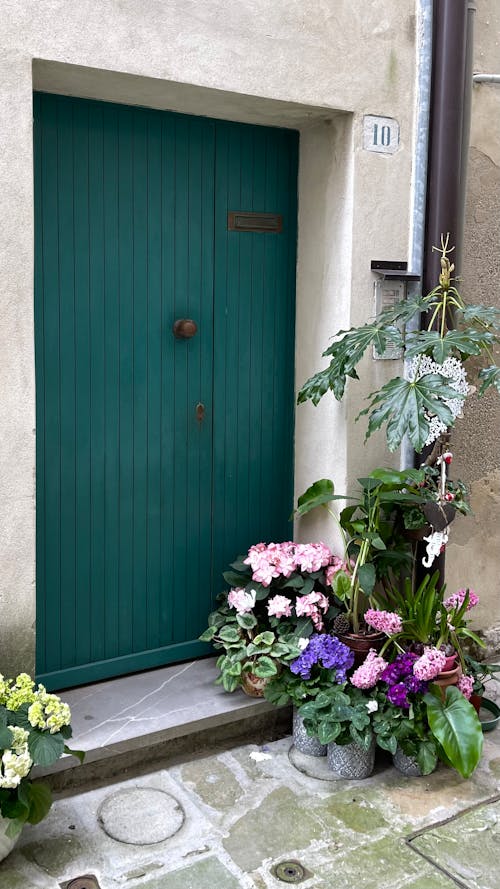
[406,355,471,445]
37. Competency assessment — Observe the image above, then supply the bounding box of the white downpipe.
[400,0,433,471]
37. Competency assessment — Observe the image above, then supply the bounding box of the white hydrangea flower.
[406,354,471,445]
[28,688,71,734]
[0,727,32,789]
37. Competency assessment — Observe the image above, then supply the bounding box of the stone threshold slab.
[33,657,290,789]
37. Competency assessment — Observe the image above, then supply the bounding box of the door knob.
[173,318,198,339]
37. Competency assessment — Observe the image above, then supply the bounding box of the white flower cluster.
[0,726,33,789]
[27,686,71,735]
[406,354,471,445]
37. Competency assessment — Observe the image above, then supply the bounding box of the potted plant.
[0,672,83,858]
[200,541,344,695]
[463,654,500,728]
[264,633,354,756]
[294,469,421,648]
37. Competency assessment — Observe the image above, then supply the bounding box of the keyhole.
[196,403,205,423]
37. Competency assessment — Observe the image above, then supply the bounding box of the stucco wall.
[0,0,418,676]
[447,0,500,651]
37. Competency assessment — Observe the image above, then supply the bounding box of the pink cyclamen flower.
[267,595,293,619]
[457,674,474,700]
[350,649,388,690]
[295,591,329,632]
[413,647,447,681]
[227,588,256,615]
[444,588,480,612]
[364,609,403,636]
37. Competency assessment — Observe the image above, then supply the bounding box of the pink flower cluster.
[295,592,330,631]
[267,595,293,619]
[350,649,388,689]
[364,609,403,636]
[457,674,474,700]
[413,647,447,681]
[444,588,480,612]
[244,541,333,587]
[227,588,256,614]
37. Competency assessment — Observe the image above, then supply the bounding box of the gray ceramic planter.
[292,707,327,757]
[327,736,375,779]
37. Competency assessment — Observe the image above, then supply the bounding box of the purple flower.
[387,683,410,708]
[290,634,354,681]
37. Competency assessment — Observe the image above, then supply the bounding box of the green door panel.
[34,93,298,690]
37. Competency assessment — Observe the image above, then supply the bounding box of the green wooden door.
[34,94,297,690]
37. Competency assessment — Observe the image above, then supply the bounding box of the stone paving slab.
[409,796,500,889]
[1,729,500,888]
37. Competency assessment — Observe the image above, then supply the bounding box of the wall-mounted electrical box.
[370,261,420,360]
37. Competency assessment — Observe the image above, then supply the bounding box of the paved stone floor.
[3,726,500,888]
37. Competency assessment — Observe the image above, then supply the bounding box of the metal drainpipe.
[416,0,476,585]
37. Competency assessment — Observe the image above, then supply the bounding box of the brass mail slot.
[228,212,283,233]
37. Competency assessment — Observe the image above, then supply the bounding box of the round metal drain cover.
[64,877,100,889]
[272,860,308,883]
[98,788,184,845]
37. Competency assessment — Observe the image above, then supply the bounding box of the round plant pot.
[0,817,20,863]
[240,671,269,698]
[393,746,433,778]
[327,737,375,779]
[478,698,500,732]
[432,664,462,698]
[337,632,385,667]
[292,707,327,757]
[442,653,458,672]
[470,692,483,715]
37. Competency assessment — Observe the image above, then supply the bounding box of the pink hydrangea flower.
[294,542,332,573]
[413,647,447,681]
[350,649,388,689]
[444,588,480,611]
[295,591,330,631]
[364,609,403,636]
[227,588,256,614]
[267,595,293,619]
[457,674,474,700]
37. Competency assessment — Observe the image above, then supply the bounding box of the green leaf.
[405,328,495,362]
[360,374,462,453]
[230,557,251,572]
[0,726,14,749]
[199,626,216,642]
[252,656,278,678]
[218,626,241,644]
[333,571,351,602]
[376,735,397,755]
[294,479,348,517]
[246,582,269,601]
[221,674,240,693]
[28,730,65,767]
[318,722,341,745]
[24,781,53,825]
[424,686,483,778]
[357,563,376,596]
[461,304,500,327]
[236,613,258,630]
[478,365,500,396]
[416,739,438,776]
[253,631,275,647]
[223,570,248,587]
[64,744,85,764]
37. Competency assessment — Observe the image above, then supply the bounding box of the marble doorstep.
[33,657,290,787]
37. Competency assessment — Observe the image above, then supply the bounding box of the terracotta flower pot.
[240,671,269,697]
[442,653,458,672]
[338,632,385,667]
[470,692,483,715]
[432,664,462,699]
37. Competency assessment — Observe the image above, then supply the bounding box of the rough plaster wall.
[447,0,500,652]
[0,0,417,675]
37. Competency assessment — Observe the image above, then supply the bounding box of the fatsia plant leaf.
[478,365,500,396]
[405,328,497,363]
[461,304,500,328]
[359,374,463,452]
[377,293,430,325]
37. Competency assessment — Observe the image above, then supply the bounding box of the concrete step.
[34,657,291,792]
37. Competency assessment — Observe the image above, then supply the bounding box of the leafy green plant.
[297,685,394,752]
[295,469,424,632]
[298,236,500,452]
[463,655,500,697]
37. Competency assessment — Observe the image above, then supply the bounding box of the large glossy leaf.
[424,686,483,778]
[357,563,376,596]
[360,374,463,452]
[24,781,53,825]
[461,304,500,328]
